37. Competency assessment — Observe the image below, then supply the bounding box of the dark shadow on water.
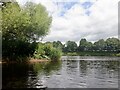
[2,63,30,88]
[2,60,62,89]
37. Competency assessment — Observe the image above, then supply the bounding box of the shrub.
[43,44,53,56]
[33,43,62,60]
[49,48,62,60]
[33,43,45,59]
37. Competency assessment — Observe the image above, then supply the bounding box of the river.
[2,56,120,88]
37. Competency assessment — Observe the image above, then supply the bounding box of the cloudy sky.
[17,0,119,43]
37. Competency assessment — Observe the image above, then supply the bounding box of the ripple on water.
[46,76,50,78]
[77,83,87,88]
[3,56,119,88]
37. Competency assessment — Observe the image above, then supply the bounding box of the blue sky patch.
[82,1,93,9]
[55,1,94,17]
[85,10,91,16]
[63,2,78,10]
[55,2,79,16]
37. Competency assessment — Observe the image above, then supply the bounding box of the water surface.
[2,56,120,88]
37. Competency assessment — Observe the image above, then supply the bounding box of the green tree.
[23,2,52,41]
[79,39,93,51]
[65,41,77,52]
[2,2,52,61]
[53,41,63,50]
[105,38,120,52]
[93,39,106,51]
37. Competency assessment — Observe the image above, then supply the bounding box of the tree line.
[51,38,120,53]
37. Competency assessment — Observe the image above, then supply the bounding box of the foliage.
[93,39,106,51]
[59,38,120,56]
[33,37,119,57]
[33,60,62,75]
[23,2,52,41]
[64,41,77,52]
[105,38,120,51]
[53,41,64,50]
[63,51,118,56]
[34,43,49,59]
[43,43,53,57]
[64,52,78,56]
[78,38,93,51]
[49,48,62,60]
[2,1,52,61]
[93,38,120,52]
[34,43,62,60]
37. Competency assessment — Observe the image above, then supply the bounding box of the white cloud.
[17,0,120,43]
[44,0,119,43]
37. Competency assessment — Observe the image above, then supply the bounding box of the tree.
[65,41,77,52]
[2,1,52,61]
[53,41,63,50]
[105,38,120,52]
[23,2,52,41]
[78,39,93,51]
[93,39,106,51]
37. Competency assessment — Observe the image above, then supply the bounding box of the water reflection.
[2,56,120,88]
[2,61,62,88]
[78,60,119,88]
[2,63,30,88]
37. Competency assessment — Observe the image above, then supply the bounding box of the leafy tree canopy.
[2,1,52,42]
[2,1,52,61]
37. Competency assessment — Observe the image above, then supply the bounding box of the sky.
[17,0,119,43]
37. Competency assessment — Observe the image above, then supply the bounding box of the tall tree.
[65,41,77,52]
[23,2,52,42]
[93,39,106,51]
[53,41,63,50]
[2,1,52,61]
[79,39,93,51]
[105,38,120,52]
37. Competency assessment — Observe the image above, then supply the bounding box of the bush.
[43,44,53,56]
[2,40,37,61]
[33,43,62,61]
[49,48,62,60]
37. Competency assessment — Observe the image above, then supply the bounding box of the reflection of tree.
[66,60,78,69]
[2,61,62,89]
[101,61,119,71]
[2,63,29,88]
[32,61,62,76]
[43,61,62,75]
[79,60,88,74]
[32,62,46,74]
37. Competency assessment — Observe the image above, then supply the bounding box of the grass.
[63,51,118,56]
[116,53,120,57]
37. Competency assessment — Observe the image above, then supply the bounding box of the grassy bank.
[63,51,119,56]
[116,53,120,57]
[1,58,50,64]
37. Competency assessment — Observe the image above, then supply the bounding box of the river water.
[2,56,120,88]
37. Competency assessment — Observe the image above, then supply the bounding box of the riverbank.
[29,58,49,63]
[0,58,50,64]
[63,51,119,56]
[1,52,119,64]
